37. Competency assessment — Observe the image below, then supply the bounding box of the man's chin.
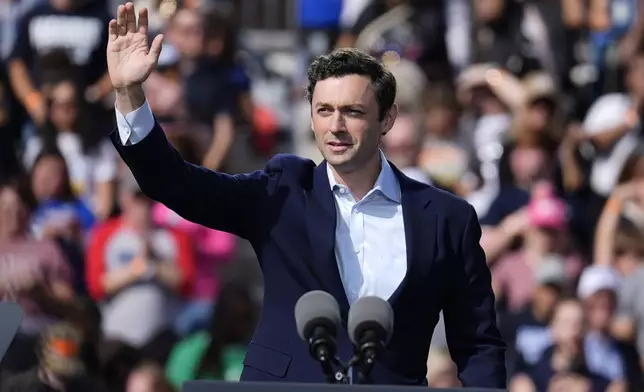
[323,154,351,167]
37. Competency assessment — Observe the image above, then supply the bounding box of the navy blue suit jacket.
[110,123,506,387]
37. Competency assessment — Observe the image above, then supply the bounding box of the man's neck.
[331,154,382,201]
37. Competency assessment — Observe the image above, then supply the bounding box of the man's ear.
[381,104,399,135]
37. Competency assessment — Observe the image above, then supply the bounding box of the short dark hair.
[306,48,397,121]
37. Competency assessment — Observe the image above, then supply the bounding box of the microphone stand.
[314,344,338,383]
[309,327,350,384]
[351,332,385,384]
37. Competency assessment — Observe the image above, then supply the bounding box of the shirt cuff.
[115,100,155,145]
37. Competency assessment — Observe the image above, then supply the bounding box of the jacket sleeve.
[443,204,507,388]
[110,121,281,241]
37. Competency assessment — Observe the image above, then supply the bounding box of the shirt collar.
[326,150,401,203]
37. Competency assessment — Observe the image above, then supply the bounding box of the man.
[106,3,506,387]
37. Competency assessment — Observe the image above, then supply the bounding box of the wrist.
[115,85,146,114]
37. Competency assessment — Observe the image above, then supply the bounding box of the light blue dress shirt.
[116,101,409,303]
[327,152,407,304]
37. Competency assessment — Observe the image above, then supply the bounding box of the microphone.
[347,296,394,384]
[294,291,342,383]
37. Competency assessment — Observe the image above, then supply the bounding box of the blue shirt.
[327,151,407,304]
[31,199,95,237]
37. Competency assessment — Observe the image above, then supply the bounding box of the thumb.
[148,34,164,65]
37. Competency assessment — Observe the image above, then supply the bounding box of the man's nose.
[329,111,346,133]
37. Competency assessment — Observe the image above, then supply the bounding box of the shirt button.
[354,247,360,253]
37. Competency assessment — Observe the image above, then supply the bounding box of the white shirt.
[115,101,408,303]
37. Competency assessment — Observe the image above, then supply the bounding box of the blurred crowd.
[2,0,644,391]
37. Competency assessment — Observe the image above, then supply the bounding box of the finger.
[138,7,149,35]
[148,34,164,63]
[116,5,127,35]
[125,2,137,34]
[108,19,118,41]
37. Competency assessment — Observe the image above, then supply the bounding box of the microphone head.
[294,291,341,341]
[347,296,394,346]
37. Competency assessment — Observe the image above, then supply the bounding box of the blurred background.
[2,0,644,391]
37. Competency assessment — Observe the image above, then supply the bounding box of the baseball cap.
[534,255,567,287]
[577,266,622,299]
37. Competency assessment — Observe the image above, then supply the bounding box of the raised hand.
[107,2,164,89]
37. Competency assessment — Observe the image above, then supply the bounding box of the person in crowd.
[511,299,616,392]
[86,173,195,348]
[577,266,643,389]
[28,149,95,295]
[29,149,95,241]
[165,280,259,389]
[580,50,644,201]
[417,84,472,195]
[7,0,112,127]
[491,182,583,310]
[164,8,245,172]
[594,158,644,270]
[501,257,566,376]
[0,176,75,374]
[22,73,118,220]
[0,322,108,392]
[478,73,564,260]
[455,64,524,216]
[612,230,644,371]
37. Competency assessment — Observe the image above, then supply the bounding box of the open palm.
[107,2,164,89]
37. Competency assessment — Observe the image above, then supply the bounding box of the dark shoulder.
[264,154,316,177]
[415,180,476,222]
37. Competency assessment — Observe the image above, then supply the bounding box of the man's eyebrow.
[314,103,366,109]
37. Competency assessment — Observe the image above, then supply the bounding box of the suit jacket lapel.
[305,162,350,316]
[388,166,435,306]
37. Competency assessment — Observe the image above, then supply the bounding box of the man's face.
[311,75,396,173]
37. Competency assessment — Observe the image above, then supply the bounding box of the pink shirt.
[492,250,583,312]
[0,238,72,333]
[152,203,236,299]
